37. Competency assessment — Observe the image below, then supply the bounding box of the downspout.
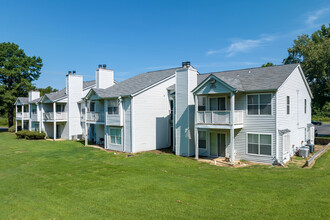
[275,92,279,164]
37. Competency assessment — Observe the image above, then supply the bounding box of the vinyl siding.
[123,98,132,152]
[233,93,276,164]
[132,77,175,153]
[277,66,312,159]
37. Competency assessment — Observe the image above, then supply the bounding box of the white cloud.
[206,36,275,57]
[305,8,329,27]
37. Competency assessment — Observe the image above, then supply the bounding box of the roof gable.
[193,75,235,94]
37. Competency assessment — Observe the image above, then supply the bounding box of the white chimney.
[175,62,198,156]
[66,73,83,140]
[96,64,114,89]
[28,91,40,102]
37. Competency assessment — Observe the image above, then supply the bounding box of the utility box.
[305,144,314,153]
[299,147,309,158]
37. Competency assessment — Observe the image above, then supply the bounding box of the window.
[110,127,122,145]
[56,104,65,112]
[89,102,95,112]
[108,100,119,114]
[247,133,272,156]
[198,131,207,149]
[287,96,290,114]
[247,94,271,115]
[304,99,306,114]
[198,96,206,111]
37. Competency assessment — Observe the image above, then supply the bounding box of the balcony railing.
[43,112,67,120]
[31,113,38,121]
[87,112,104,122]
[16,112,29,118]
[197,110,244,125]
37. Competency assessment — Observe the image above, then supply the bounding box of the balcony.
[197,110,244,126]
[43,112,67,121]
[86,112,104,122]
[16,112,29,119]
[106,114,122,126]
[31,113,38,121]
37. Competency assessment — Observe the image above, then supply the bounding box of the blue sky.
[1,0,329,89]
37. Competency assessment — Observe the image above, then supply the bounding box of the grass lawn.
[0,132,329,219]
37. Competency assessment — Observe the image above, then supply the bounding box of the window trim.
[246,93,273,116]
[246,132,273,157]
[109,127,122,146]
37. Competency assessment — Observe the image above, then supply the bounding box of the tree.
[283,24,329,110]
[0,42,42,127]
[261,62,274,67]
[36,86,58,96]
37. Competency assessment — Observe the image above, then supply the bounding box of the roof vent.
[182,61,191,68]
[103,64,107,69]
[68,71,72,75]
[72,70,76,75]
[98,64,102,68]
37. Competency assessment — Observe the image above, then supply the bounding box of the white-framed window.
[198,131,207,149]
[247,133,272,156]
[110,127,122,145]
[247,94,272,115]
[287,96,290,114]
[108,100,119,115]
[198,96,206,111]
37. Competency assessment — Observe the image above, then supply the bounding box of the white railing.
[197,110,244,125]
[31,113,38,121]
[87,112,104,122]
[16,112,29,118]
[43,112,67,120]
[81,114,86,121]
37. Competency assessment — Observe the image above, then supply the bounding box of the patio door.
[210,132,226,157]
[210,97,226,110]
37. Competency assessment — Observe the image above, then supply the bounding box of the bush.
[16,130,46,140]
[8,125,15,132]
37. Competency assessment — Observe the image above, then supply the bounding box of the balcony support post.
[104,100,108,149]
[28,104,31,131]
[15,105,18,132]
[53,102,56,140]
[194,95,199,159]
[230,92,235,165]
[21,105,24,130]
[85,101,88,146]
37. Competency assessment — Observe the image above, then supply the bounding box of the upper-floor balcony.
[16,112,29,119]
[43,112,67,121]
[197,110,243,126]
[31,112,38,121]
[86,112,104,123]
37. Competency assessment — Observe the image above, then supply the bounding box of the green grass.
[0,132,329,219]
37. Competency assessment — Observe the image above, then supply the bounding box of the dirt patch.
[15,151,28,154]
[198,157,269,168]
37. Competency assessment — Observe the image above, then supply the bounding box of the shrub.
[8,125,15,132]
[16,130,46,140]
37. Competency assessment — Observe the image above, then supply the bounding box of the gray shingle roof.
[93,68,180,98]
[38,80,96,102]
[16,97,29,105]
[198,64,299,92]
